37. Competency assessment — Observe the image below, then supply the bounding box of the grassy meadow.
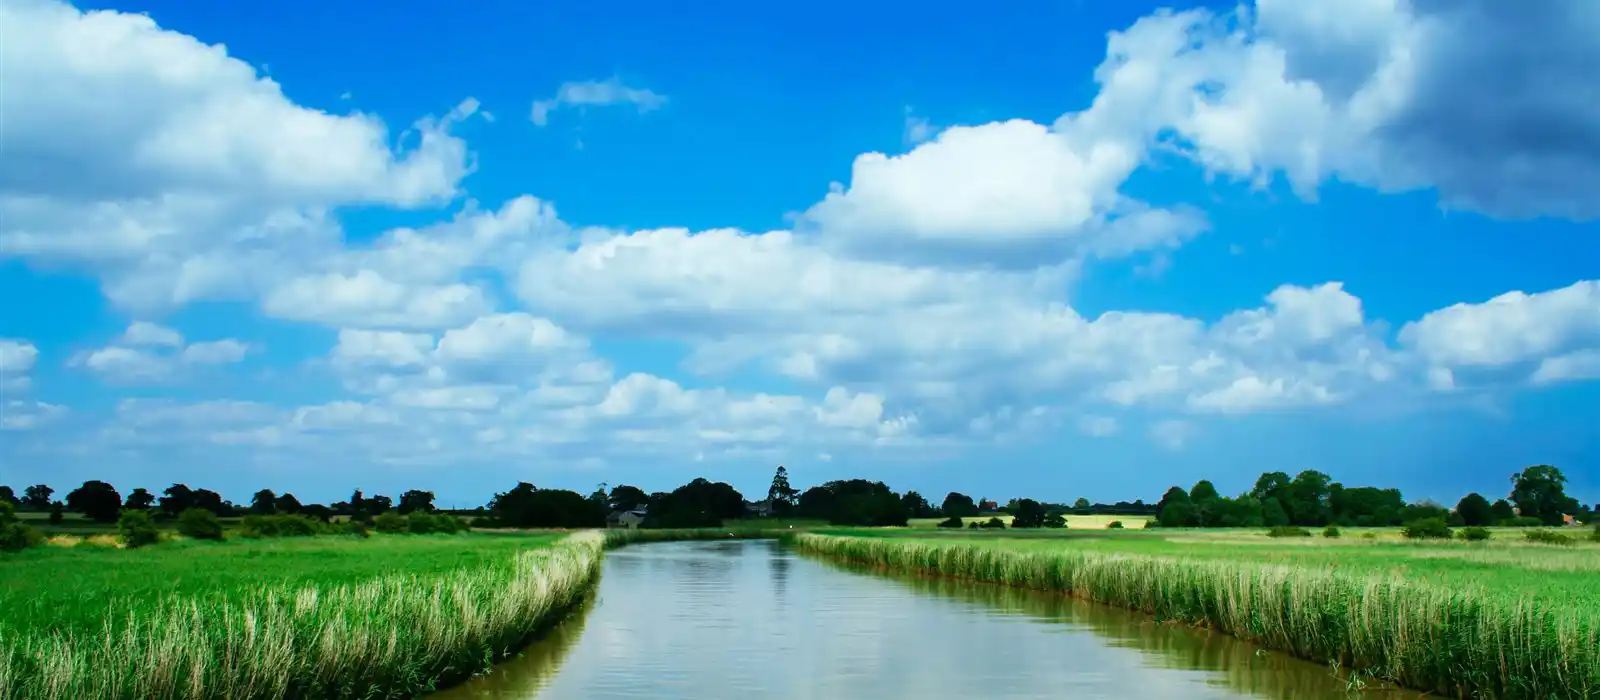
[794,527,1600,699]
[0,531,600,700]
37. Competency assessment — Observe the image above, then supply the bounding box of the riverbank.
[0,532,602,700]
[791,531,1599,699]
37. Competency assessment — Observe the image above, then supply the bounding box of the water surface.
[433,540,1426,700]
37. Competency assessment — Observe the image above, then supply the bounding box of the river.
[432,539,1425,700]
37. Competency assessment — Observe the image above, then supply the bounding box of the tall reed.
[792,533,1598,700]
[0,532,604,700]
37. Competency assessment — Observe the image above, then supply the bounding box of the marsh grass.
[0,532,602,700]
[793,533,1599,699]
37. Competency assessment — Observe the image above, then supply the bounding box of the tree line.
[1151,465,1594,529]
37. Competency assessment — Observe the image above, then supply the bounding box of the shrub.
[936,516,964,528]
[239,514,278,538]
[981,516,1007,529]
[1267,525,1312,538]
[1502,516,1543,528]
[176,508,224,540]
[1402,517,1453,540]
[469,516,496,529]
[1591,524,1600,543]
[0,502,45,552]
[48,503,64,525]
[1321,525,1341,538]
[118,510,161,549]
[275,514,319,537]
[1523,529,1575,546]
[407,513,442,534]
[342,519,371,538]
[1360,532,1379,540]
[240,514,323,539]
[374,512,407,534]
[1106,520,1124,529]
[1460,526,1492,541]
[966,521,979,529]
[1043,513,1067,528]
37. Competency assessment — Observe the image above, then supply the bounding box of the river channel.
[433,539,1426,700]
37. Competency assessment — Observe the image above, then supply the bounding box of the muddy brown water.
[431,539,1428,700]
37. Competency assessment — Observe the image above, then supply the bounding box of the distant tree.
[274,493,303,515]
[159,484,196,516]
[1,501,45,552]
[901,491,937,519]
[1284,470,1333,526]
[193,488,229,516]
[1251,472,1291,503]
[1189,480,1220,502]
[123,488,155,511]
[48,502,64,525]
[250,489,278,515]
[489,482,604,528]
[1157,487,1195,527]
[66,480,122,522]
[0,486,16,506]
[647,478,747,528]
[1510,465,1579,526]
[797,480,909,527]
[1010,499,1047,528]
[797,486,837,521]
[1330,486,1405,526]
[1261,498,1291,527]
[981,516,1006,529]
[1402,500,1450,523]
[302,504,334,522]
[349,489,366,516]
[936,516,964,528]
[22,484,53,511]
[1456,492,1494,526]
[367,494,393,515]
[607,485,649,512]
[767,466,799,515]
[1043,512,1067,528]
[940,492,979,518]
[587,483,609,512]
[1073,497,1091,511]
[398,489,436,515]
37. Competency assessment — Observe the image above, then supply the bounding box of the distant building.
[1563,513,1578,527]
[606,508,647,529]
[978,499,998,512]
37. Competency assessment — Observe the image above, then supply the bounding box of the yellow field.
[907,514,1152,529]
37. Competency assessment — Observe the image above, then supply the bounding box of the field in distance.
[908,514,1152,529]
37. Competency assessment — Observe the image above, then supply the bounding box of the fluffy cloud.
[73,322,251,384]
[0,339,40,391]
[0,339,66,430]
[530,77,667,127]
[1400,280,1600,387]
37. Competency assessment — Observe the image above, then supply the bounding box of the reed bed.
[0,532,604,700]
[792,532,1599,700]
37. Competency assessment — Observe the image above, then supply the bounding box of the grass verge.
[0,532,601,700]
[792,532,1599,699]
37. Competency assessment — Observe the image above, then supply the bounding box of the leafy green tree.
[366,494,393,514]
[0,486,16,506]
[1456,492,1494,526]
[901,491,936,518]
[1010,499,1047,528]
[0,501,44,551]
[159,484,195,516]
[1157,487,1195,527]
[1330,486,1405,526]
[941,492,979,518]
[275,492,303,515]
[349,489,366,516]
[489,483,605,528]
[1072,497,1091,512]
[397,489,436,514]
[1261,498,1291,526]
[66,480,122,523]
[936,516,964,528]
[177,508,225,540]
[373,512,407,534]
[1189,480,1220,502]
[48,502,63,525]
[22,484,53,511]
[1284,470,1333,526]
[1251,472,1291,502]
[646,478,746,527]
[767,466,798,514]
[1490,498,1516,522]
[798,480,908,526]
[250,489,278,515]
[1043,513,1067,528]
[118,510,160,548]
[117,487,151,511]
[1510,465,1579,526]
[607,485,649,512]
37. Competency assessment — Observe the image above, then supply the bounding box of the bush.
[469,516,496,529]
[936,516,964,528]
[980,517,1007,529]
[176,508,224,540]
[1460,526,1492,541]
[1043,513,1067,528]
[1591,524,1600,543]
[1402,517,1453,540]
[1502,516,1543,528]
[966,521,979,529]
[342,519,371,538]
[1267,525,1312,538]
[1106,520,1124,529]
[1523,529,1575,546]
[239,514,278,538]
[373,512,407,534]
[48,503,64,525]
[0,502,45,552]
[240,514,323,539]
[118,510,161,549]
[1321,525,1341,538]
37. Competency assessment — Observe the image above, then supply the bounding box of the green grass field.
[795,527,1600,699]
[907,513,1153,529]
[0,531,596,700]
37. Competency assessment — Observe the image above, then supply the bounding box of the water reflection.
[432,540,1427,700]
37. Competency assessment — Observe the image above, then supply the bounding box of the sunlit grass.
[0,532,599,700]
[794,531,1600,699]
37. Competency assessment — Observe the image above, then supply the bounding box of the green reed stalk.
[792,533,1598,700]
[0,532,604,700]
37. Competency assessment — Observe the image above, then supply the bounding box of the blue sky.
[1,0,1597,509]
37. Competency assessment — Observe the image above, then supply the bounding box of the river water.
[432,540,1425,700]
